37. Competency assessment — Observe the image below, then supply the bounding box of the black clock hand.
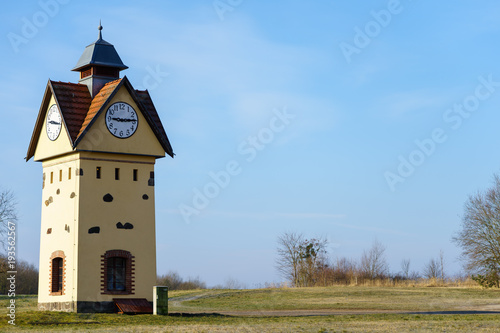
[49,121,61,125]
[111,117,136,122]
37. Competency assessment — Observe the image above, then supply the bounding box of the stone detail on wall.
[45,196,54,207]
[38,301,75,312]
[103,193,113,202]
[116,222,134,230]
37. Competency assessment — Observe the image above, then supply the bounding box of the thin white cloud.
[379,90,455,117]
[274,213,346,219]
[161,209,344,220]
[328,221,409,236]
[161,208,407,235]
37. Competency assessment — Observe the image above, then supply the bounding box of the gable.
[26,80,92,161]
[76,84,166,157]
[33,95,74,161]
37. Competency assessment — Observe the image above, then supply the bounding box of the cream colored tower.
[26,25,174,312]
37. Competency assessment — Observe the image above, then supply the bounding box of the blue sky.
[2,0,500,287]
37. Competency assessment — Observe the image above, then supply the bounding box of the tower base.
[38,301,117,313]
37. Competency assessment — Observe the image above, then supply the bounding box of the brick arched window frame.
[49,250,66,296]
[101,250,135,295]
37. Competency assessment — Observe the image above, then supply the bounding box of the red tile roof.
[77,78,122,138]
[50,81,92,142]
[135,89,174,157]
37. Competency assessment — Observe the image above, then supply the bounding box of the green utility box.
[153,286,168,315]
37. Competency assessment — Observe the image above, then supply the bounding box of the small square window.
[96,167,101,179]
[148,171,155,186]
[68,168,72,180]
[59,170,62,182]
[50,172,53,184]
[115,168,120,180]
[133,169,138,181]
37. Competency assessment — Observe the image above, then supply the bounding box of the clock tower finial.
[98,20,103,40]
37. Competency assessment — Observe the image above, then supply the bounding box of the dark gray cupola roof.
[72,23,128,72]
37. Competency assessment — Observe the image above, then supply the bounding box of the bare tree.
[423,258,441,279]
[439,250,445,281]
[452,174,500,279]
[401,259,411,279]
[0,189,17,251]
[297,237,328,287]
[276,232,328,287]
[222,277,246,289]
[360,239,389,279]
[276,232,304,286]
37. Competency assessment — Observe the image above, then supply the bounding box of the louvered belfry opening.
[80,66,119,80]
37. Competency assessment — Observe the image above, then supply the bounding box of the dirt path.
[168,291,219,308]
[168,291,500,317]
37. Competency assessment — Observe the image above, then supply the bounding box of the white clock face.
[105,102,138,139]
[46,104,62,141]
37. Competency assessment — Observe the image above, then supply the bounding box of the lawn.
[1,286,500,332]
[169,286,500,312]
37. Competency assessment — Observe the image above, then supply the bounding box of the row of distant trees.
[0,189,39,294]
[276,233,447,287]
[276,173,500,288]
[0,254,38,294]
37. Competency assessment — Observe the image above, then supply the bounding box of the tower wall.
[75,153,157,311]
[37,152,157,312]
[38,155,81,311]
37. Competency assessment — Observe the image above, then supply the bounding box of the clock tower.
[26,24,174,312]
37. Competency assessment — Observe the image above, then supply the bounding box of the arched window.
[52,258,63,292]
[49,251,66,296]
[101,250,135,295]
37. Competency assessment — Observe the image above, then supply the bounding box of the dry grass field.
[2,286,500,332]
